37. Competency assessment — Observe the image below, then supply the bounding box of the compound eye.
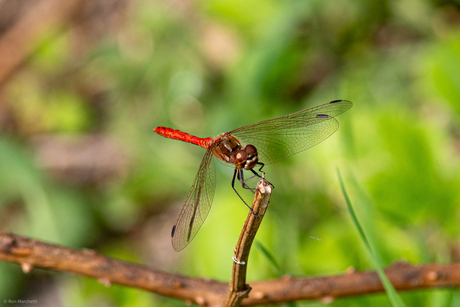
[245,145,257,155]
[235,150,248,164]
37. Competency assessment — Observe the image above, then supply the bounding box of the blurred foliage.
[1,0,460,305]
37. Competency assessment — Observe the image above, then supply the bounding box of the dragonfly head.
[235,144,258,170]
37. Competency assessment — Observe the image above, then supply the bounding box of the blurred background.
[1,0,460,306]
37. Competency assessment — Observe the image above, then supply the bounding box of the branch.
[243,262,460,304]
[1,235,460,306]
[223,178,272,307]
[0,232,227,306]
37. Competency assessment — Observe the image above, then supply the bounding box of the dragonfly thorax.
[212,133,259,170]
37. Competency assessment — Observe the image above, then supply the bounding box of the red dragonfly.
[154,100,352,251]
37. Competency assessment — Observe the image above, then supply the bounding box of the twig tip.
[21,262,33,273]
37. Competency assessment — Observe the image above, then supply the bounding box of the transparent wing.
[230,100,353,165]
[171,149,216,251]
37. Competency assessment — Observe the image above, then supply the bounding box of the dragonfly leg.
[249,163,274,188]
[258,162,265,172]
[232,169,259,218]
[236,169,257,192]
[238,162,270,189]
[237,163,275,192]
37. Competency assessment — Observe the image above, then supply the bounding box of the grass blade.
[255,240,283,278]
[337,168,406,307]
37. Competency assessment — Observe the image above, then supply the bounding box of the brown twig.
[223,179,272,307]
[1,235,460,306]
[0,0,81,86]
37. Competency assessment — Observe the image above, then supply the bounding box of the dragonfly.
[154,99,352,251]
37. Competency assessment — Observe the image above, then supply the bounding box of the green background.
[1,0,460,306]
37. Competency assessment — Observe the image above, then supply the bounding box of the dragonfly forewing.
[171,149,216,251]
[231,100,352,165]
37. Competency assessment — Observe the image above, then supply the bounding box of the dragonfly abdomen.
[154,126,213,149]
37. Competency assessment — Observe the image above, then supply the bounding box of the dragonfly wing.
[231,100,352,165]
[171,149,216,251]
